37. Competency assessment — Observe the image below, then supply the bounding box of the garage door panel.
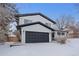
[25,31,49,43]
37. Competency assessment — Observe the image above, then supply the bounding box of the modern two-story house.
[16,13,67,43]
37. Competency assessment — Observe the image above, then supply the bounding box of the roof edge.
[15,13,56,24]
[17,22,55,31]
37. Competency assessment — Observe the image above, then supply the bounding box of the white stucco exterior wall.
[18,14,59,43]
[49,32,52,42]
[21,24,52,43]
[19,15,53,25]
[19,15,57,29]
[54,31,67,41]
[21,29,25,43]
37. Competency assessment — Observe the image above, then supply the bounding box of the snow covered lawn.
[0,38,79,56]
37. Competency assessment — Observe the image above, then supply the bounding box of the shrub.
[55,36,67,44]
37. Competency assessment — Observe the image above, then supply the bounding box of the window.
[57,31,65,35]
[45,23,51,27]
[24,19,32,24]
[62,32,65,35]
[57,32,61,35]
[0,4,5,7]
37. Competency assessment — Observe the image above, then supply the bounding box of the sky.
[16,3,79,21]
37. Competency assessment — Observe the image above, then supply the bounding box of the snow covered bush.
[55,36,67,44]
[59,38,67,44]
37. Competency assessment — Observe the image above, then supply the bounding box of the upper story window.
[45,23,51,27]
[24,19,32,24]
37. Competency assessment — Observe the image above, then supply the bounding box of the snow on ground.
[0,38,79,56]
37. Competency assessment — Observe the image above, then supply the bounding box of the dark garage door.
[25,31,49,43]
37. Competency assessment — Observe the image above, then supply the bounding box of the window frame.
[45,23,51,27]
[57,31,65,35]
[24,19,32,24]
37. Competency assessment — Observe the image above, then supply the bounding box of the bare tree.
[56,15,76,30]
[75,21,79,31]
[0,3,18,23]
[0,3,18,42]
[74,4,79,31]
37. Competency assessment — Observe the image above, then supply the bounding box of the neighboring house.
[67,26,79,38]
[16,13,67,43]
